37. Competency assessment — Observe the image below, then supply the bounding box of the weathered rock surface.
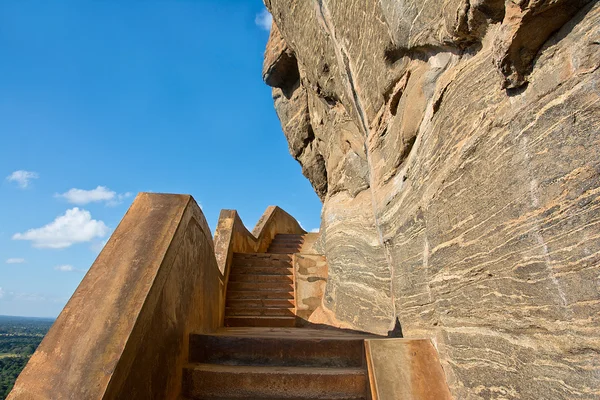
[263,0,600,398]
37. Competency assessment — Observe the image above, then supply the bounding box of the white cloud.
[255,8,273,31]
[57,186,115,205]
[56,186,133,206]
[55,264,86,273]
[12,207,109,249]
[0,287,4,299]
[54,265,75,272]
[6,258,25,264]
[6,170,39,189]
[310,228,320,233]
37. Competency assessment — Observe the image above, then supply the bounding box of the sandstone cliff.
[263,0,600,398]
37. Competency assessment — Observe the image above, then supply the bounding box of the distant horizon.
[0,314,56,321]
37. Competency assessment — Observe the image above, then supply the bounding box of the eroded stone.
[264,1,600,398]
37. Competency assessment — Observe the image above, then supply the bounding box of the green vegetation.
[0,316,53,399]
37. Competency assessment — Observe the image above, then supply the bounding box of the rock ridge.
[263,1,600,398]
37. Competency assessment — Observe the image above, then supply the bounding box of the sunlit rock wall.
[263,0,600,398]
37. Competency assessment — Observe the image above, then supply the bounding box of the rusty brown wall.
[9,193,220,400]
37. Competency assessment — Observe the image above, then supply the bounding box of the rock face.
[263,0,600,398]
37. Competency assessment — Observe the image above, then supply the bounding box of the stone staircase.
[182,327,370,400]
[266,233,305,253]
[224,234,306,328]
[224,252,295,327]
[182,233,371,399]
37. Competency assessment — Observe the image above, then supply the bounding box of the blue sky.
[0,1,322,318]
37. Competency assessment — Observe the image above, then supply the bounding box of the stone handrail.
[213,206,306,322]
[9,193,221,400]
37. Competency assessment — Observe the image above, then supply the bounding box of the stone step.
[269,240,304,246]
[226,298,295,309]
[270,238,304,243]
[233,253,293,261]
[226,291,294,300]
[183,398,365,400]
[181,396,361,400]
[225,307,295,317]
[227,281,294,292]
[224,316,297,327]
[232,265,294,275]
[228,274,293,283]
[182,364,368,400]
[269,239,303,245]
[189,334,366,368]
[272,234,305,240]
[232,258,292,268]
[212,327,376,339]
[267,246,302,254]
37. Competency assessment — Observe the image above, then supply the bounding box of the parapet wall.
[9,193,220,400]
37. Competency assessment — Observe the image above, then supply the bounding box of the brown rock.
[493,0,594,89]
[263,0,600,398]
[263,22,300,90]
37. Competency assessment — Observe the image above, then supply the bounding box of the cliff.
[263,1,600,398]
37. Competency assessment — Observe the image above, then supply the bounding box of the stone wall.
[263,1,600,398]
[9,194,221,400]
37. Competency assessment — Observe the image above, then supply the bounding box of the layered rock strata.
[263,0,600,398]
